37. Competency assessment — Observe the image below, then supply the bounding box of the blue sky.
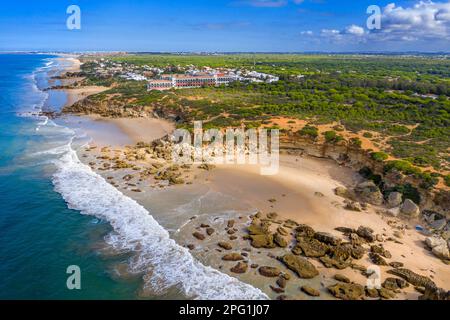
[0,0,449,52]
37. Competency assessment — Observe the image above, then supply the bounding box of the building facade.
[147,73,236,91]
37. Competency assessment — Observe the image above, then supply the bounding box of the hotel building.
[147,73,236,91]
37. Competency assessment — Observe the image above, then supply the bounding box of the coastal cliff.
[280,133,449,218]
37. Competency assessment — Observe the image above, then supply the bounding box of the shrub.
[444,175,450,187]
[298,125,319,139]
[349,137,362,148]
[384,160,421,175]
[371,151,389,162]
[323,130,344,144]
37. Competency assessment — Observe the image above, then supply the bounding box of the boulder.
[192,232,205,240]
[258,266,281,278]
[432,244,450,260]
[429,219,447,231]
[274,233,288,248]
[387,192,403,208]
[247,222,268,235]
[227,220,235,228]
[378,287,396,299]
[314,232,341,246]
[365,287,379,298]
[301,286,320,297]
[334,274,351,283]
[344,201,362,212]
[349,244,366,260]
[206,227,215,236]
[327,283,365,300]
[387,268,436,289]
[230,262,248,274]
[425,236,446,249]
[276,277,287,289]
[370,245,392,259]
[382,277,400,290]
[334,186,352,199]
[222,253,244,261]
[354,181,383,206]
[249,234,276,249]
[356,226,375,242]
[294,236,329,258]
[277,226,288,236]
[320,245,353,269]
[279,254,319,279]
[218,242,232,250]
[419,286,450,300]
[400,199,420,217]
[270,285,285,294]
[369,252,388,266]
[295,224,315,238]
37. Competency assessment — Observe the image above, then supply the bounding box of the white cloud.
[344,24,365,35]
[300,30,313,35]
[318,1,450,46]
[377,1,450,40]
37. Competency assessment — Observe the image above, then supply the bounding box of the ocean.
[0,54,266,300]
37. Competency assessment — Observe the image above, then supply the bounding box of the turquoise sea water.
[0,54,140,299]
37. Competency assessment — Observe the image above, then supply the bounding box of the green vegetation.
[444,175,450,187]
[370,151,389,162]
[297,124,318,139]
[349,137,362,148]
[323,130,344,144]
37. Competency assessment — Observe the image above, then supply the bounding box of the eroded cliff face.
[280,133,449,218]
[63,97,154,118]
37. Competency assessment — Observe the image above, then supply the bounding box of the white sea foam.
[52,142,267,300]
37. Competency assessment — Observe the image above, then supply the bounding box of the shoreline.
[58,56,449,300]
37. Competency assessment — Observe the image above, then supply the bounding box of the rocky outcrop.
[387,192,403,208]
[327,283,365,300]
[419,286,450,300]
[314,232,341,246]
[222,253,244,261]
[230,262,248,274]
[387,268,436,289]
[334,274,351,283]
[400,199,420,217]
[218,242,232,250]
[425,236,450,260]
[192,232,205,240]
[320,245,353,269]
[354,181,384,206]
[301,286,320,297]
[356,226,375,243]
[249,234,276,249]
[274,233,288,248]
[293,236,329,257]
[371,245,392,259]
[279,254,319,279]
[258,266,281,278]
